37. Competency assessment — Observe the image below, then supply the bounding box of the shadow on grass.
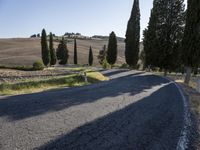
[36,83,183,150]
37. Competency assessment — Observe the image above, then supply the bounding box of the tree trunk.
[164,69,168,76]
[184,67,192,85]
[197,79,200,93]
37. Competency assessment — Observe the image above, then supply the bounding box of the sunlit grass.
[0,72,108,95]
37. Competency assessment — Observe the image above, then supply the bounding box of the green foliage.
[32,61,45,71]
[120,63,129,69]
[98,45,107,65]
[88,46,93,66]
[49,32,57,66]
[182,0,200,68]
[41,29,50,66]
[107,31,117,65]
[102,59,111,69]
[143,0,185,71]
[56,37,69,65]
[125,0,140,67]
[74,38,78,64]
[0,72,108,95]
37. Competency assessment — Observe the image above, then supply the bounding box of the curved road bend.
[0,70,185,150]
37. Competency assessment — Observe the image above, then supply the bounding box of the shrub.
[102,59,111,69]
[33,61,45,71]
[120,63,129,69]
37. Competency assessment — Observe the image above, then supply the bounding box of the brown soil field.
[0,38,125,66]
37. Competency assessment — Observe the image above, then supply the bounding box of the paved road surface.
[0,70,185,150]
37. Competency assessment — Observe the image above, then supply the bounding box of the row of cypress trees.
[41,29,57,66]
[126,0,200,84]
[143,0,200,84]
[41,29,118,67]
[143,0,185,75]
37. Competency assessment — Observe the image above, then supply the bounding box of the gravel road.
[0,70,186,150]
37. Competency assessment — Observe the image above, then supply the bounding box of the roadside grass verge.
[0,72,109,95]
[154,72,198,89]
[0,65,33,71]
[154,72,200,148]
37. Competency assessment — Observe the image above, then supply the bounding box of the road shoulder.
[179,83,200,149]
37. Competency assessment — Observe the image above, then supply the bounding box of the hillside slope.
[0,38,125,66]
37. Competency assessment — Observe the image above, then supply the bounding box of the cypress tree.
[74,38,78,64]
[143,0,159,68]
[49,32,56,66]
[41,29,50,66]
[182,0,200,84]
[125,0,140,67]
[56,37,69,65]
[143,0,185,75]
[158,0,185,75]
[88,46,93,66]
[107,31,117,65]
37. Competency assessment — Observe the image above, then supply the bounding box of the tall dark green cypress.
[143,0,159,68]
[41,29,50,66]
[143,0,185,75]
[182,0,200,84]
[49,32,57,66]
[107,31,117,65]
[88,46,93,66]
[157,0,185,75]
[56,37,69,65]
[125,0,140,67]
[74,38,78,65]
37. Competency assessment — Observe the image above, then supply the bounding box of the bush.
[33,61,45,71]
[102,59,111,69]
[120,63,129,69]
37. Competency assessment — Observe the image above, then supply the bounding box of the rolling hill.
[0,38,126,67]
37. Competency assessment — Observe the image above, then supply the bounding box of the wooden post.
[84,72,88,83]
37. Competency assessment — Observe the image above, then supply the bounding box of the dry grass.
[0,38,125,66]
[0,71,109,95]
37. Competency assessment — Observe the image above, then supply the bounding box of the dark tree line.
[143,0,185,75]
[142,0,200,84]
[182,0,200,84]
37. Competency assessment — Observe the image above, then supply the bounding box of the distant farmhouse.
[64,32,90,39]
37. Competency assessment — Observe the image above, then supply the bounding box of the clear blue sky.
[0,0,186,39]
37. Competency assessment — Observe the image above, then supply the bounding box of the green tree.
[98,45,107,65]
[182,0,200,84]
[125,0,140,67]
[41,29,50,66]
[56,37,69,65]
[49,32,57,66]
[143,0,185,76]
[74,38,78,64]
[143,1,159,68]
[88,46,93,66]
[107,31,117,65]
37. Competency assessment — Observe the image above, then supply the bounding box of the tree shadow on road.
[0,72,169,121]
[36,83,183,150]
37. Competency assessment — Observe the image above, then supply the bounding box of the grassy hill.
[0,38,126,67]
